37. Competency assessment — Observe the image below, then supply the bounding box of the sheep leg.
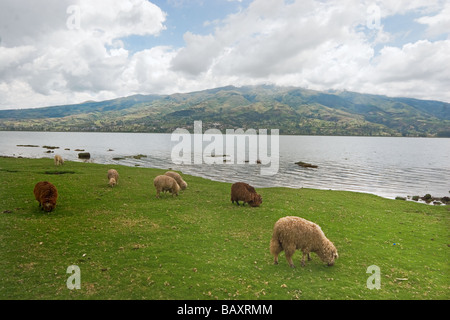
[272,250,279,265]
[284,245,296,268]
[270,238,282,265]
[286,254,295,268]
[301,251,311,267]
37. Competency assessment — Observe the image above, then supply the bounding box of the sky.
[0,0,449,110]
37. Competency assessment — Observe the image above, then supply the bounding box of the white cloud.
[171,32,223,75]
[77,1,166,41]
[1,0,450,110]
[123,46,180,93]
[359,39,450,100]
[0,0,167,109]
[416,2,450,38]
[0,45,36,76]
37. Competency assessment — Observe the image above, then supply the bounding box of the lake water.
[0,131,449,200]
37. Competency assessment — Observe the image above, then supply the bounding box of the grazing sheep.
[33,181,58,212]
[153,175,180,198]
[107,169,119,187]
[54,154,64,166]
[165,171,188,190]
[270,216,338,268]
[230,182,262,207]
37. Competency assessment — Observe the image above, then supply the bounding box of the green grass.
[0,157,448,300]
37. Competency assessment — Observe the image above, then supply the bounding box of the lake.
[0,131,449,200]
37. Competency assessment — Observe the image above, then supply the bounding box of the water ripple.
[1,132,449,199]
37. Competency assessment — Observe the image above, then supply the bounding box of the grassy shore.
[0,157,448,300]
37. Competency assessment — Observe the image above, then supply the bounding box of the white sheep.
[107,169,119,187]
[164,171,187,190]
[54,155,64,166]
[153,175,180,198]
[270,216,338,268]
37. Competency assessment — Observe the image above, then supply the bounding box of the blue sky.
[121,0,248,51]
[152,0,253,46]
[0,0,449,109]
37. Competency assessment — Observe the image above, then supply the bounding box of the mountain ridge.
[0,85,449,137]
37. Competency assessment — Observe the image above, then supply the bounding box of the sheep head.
[109,177,117,187]
[249,193,262,207]
[43,201,56,212]
[321,242,338,266]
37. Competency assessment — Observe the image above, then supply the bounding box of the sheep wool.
[230,182,262,207]
[165,171,187,190]
[154,175,181,198]
[54,155,64,166]
[270,216,338,268]
[107,169,119,187]
[34,181,58,212]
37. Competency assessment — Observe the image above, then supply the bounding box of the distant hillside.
[0,85,449,137]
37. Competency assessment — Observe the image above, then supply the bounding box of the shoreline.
[1,154,448,206]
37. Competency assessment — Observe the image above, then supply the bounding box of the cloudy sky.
[0,0,449,110]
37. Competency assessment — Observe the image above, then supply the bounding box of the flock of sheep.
[33,154,339,268]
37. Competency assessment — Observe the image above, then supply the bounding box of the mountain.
[0,85,449,137]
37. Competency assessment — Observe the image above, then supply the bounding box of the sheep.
[165,171,188,190]
[230,182,262,207]
[54,154,64,166]
[107,169,119,187]
[33,181,58,212]
[153,175,180,198]
[270,216,338,268]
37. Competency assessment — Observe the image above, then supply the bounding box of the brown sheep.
[107,169,119,187]
[153,175,180,198]
[54,154,64,166]
[270,216,338,268]
[33,181,58,212]
[164,171,187,190]
[230,182,262,207]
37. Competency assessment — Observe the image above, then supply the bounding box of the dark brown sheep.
[230,182,262,207]
[33,181,58,212]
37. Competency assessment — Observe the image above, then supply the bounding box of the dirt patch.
[0,168,19,173]
[44,170,76,175]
